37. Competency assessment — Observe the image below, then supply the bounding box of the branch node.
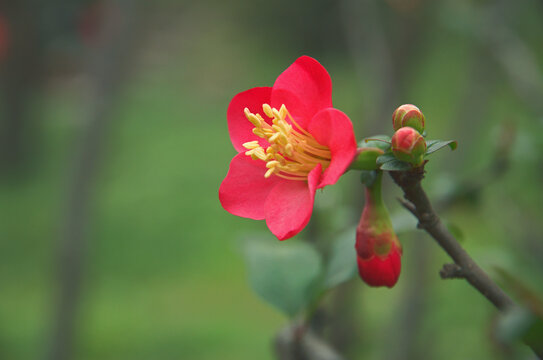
[440,263,465,279]
[418,212,440,229]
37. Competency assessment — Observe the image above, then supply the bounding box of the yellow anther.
[256,113,267,124]
[256,148,267,158]
[272,108,282,120]
[262,104,274,118]
[243,141,260,149]
[285,143,294,157]
[242,104,332,181]
[272,124,282,133]
[266,160,280,169]
[269,133,280,143]
[245,113,262,127]
[274,153,286,163]
[264,168,275,178]
[279,105,287,119]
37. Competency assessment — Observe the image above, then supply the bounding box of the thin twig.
[389,167,515,311]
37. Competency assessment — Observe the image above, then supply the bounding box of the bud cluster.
[391,104,426,166]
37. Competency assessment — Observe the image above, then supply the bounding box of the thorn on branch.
[418,212,440,229]
[440,263,465,279]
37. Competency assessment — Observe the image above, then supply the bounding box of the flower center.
[242,104,331,180]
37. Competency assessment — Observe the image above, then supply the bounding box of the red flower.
[219,56,357,240]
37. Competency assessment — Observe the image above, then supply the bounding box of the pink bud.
[357,242,402,288]
[391,127,426,166]
[392,104,425,133]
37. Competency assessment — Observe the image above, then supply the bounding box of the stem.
[389,166,515,311]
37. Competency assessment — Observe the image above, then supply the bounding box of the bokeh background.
[2,0,543,359]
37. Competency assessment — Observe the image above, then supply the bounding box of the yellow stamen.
[243,141,260,149]
[243,103,332,180]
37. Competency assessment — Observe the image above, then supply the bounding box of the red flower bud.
[391,127,426,166]
[357,242,402,288]
[392,104,425,133]
[355,172,402,288]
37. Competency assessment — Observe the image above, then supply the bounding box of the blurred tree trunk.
[339,0,432,357]
[46,1,140,359]
[0,1,45,177]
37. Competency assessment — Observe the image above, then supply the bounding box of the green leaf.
[380,159,412,171]
[360,170,378,187]
[496,307,538,344]
[244,238,323,317]
[324,227,357,289]
[425,140,458,155]
[359,135,391,152]
[376,153,396,165]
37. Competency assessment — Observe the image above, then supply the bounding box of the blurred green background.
[1,0,543,359]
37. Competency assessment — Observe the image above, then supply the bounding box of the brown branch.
[389,166,515,311]
[439,263,465,279]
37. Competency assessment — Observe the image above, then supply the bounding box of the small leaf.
[425,139,440,147]
[425,140,458,155]
[244,238,323,317]
[496,307,537,344]
[360,170,378,187]
[380,159,412,171]
[324,227,357,289]
[360,135,391,152]
[376,153,396,165]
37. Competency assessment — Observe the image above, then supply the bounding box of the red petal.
[271,56,332,129]
[219,153,283,220]
[264,164,322,240]
[356,244,402,288]
[308,108,357,188]
[227,87,272,152]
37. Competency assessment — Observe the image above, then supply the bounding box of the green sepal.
[350,147,384,170]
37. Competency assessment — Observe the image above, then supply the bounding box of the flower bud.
[392,104,425,133]
[355,172,402,288]
[391,127,426,166]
